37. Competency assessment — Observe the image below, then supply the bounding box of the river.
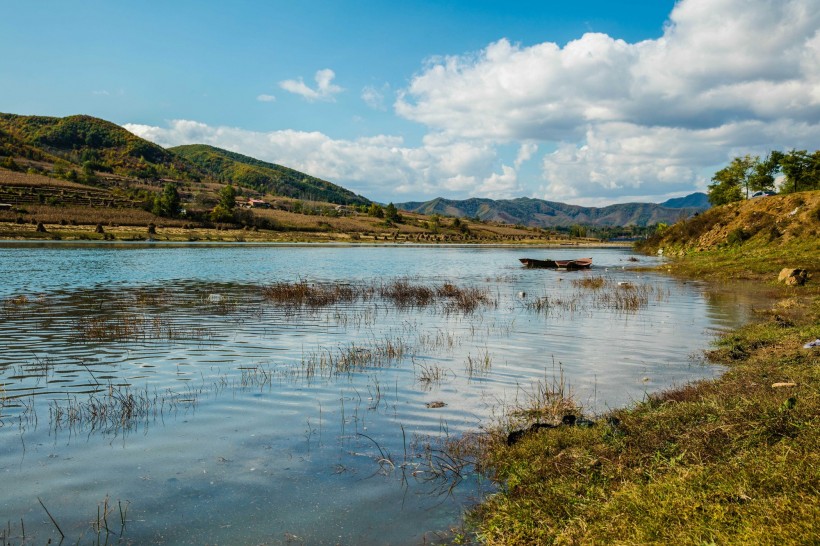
[0,243,751,545]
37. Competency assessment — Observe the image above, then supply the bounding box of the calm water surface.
[0,243,750,544]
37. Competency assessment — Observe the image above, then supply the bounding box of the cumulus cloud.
[256,94,276,102]
[280,68,343,102]
[395,0,820,202]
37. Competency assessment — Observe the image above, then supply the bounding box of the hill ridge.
[396,194,708,228]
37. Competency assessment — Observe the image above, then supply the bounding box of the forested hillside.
[171,144,369,206]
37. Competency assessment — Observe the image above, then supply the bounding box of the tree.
[367,203,384,218]
[569,224,587,238]
[152,183,181,217]
[748,151,782,193]
[708,155,757,205]
[384,202,401,223]
[0,156,20,171]
[218,184,237,209]
[779,150,820,193]
[210,184,237,222]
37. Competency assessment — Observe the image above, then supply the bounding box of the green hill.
[170,144,369,206]
[0,113,369,206]
[0,113,199,181]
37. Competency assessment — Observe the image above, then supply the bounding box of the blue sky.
[2,0,819,205]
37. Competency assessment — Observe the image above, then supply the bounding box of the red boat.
[519,257,592,270]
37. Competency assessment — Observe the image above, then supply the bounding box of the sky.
[2,0,819,206]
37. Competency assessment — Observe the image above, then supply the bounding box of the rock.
[803,339,820,349]
[506,422,558,446]
[425,401,446,408]
[771,382,797,388]
[506,429,527,446]
[778,268,808,286]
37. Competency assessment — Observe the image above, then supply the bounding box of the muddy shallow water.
[0,243,752,544]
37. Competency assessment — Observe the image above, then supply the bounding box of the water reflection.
[0,245,752,544]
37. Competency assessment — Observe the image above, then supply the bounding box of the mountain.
[0,113,199,181]
[395,196,708,228]
[170,144,369,206]
[660,192,710,209]
[0,113,368,206]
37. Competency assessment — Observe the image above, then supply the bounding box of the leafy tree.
[0,156,19,171]
[210,184,237,222]
[749,151,782,193]
[368,203,384,218]
[384,202,401,223]
[708,156,757,205]
[152,183,181,217]
[779,150,820,193]
[82,161,98,184]
[218,184,237,209]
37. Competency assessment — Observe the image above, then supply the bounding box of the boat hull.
[519,257,592,270]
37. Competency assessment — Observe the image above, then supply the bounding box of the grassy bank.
[464,194,820,545]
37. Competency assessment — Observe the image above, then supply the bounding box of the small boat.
[520,257,592,270]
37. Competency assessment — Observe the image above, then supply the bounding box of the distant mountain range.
[395,194,709,228]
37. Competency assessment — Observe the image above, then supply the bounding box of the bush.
[726,227,749,245]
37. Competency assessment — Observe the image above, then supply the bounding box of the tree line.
[708,149,820,206]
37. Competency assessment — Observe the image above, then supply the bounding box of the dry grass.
[0,204,185,227]
[0,170,95,189]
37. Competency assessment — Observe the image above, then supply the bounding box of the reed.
[262,278,496,314]
[415,361,449,387]
[75,314,211,342]
[571,276,606,289]
[378,279,435,308]
[261,280,359,307]
[48,384,199,433]
[465,349,493,377]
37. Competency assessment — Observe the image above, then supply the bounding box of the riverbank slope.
[466,191,819,544]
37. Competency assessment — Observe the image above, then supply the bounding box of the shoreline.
[461,246,819,544]
[0,221,630,247]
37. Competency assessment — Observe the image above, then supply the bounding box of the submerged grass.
[524,277,667,314]
[261,278,496,314]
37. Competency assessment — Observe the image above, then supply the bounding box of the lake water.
[0,243,750,545]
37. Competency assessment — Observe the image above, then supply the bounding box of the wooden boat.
[519,257,592,270]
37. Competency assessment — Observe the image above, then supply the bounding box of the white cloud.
[280,68,343,102]
[479,165,519,197]
[256,94,276,102]
[514,143,537,169]
[394,0,820,202]
[361,84,390,110]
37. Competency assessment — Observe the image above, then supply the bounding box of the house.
[246,199,270,209]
